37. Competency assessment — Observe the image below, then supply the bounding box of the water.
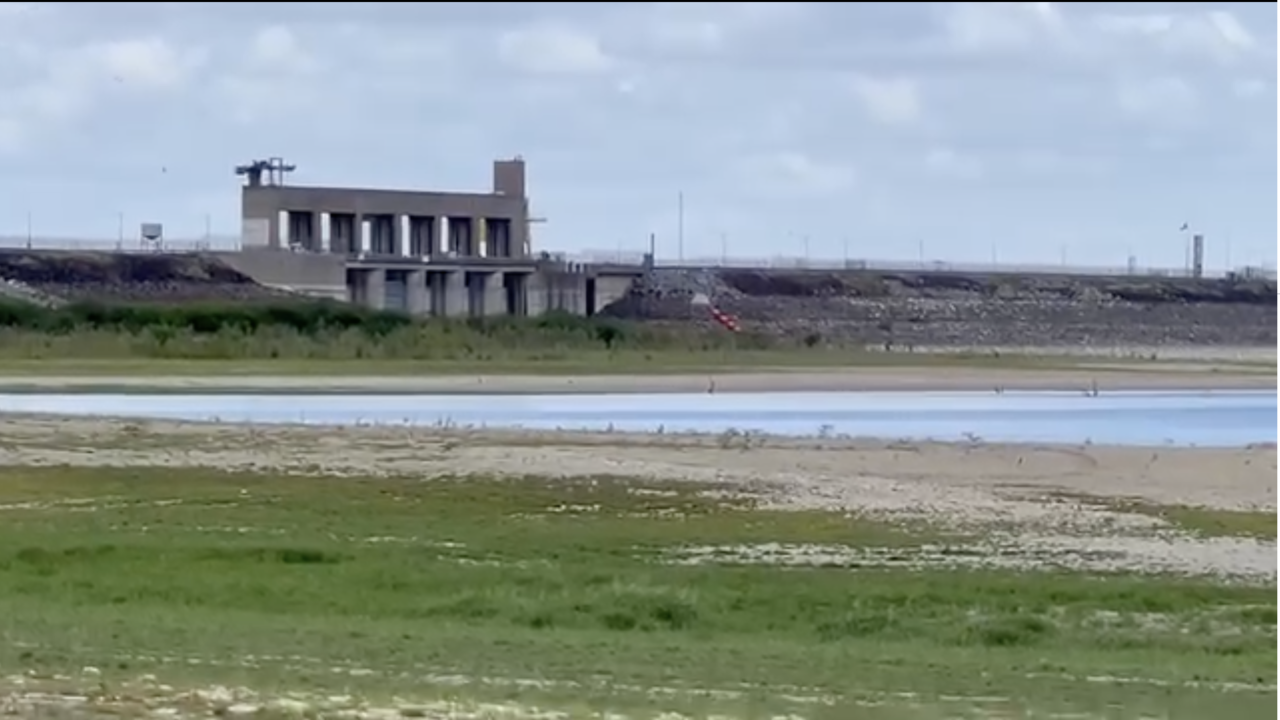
[1,391,1274,447]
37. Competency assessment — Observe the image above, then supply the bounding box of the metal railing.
[0,234,1273,281]
[568,250,1278,281]
[0,234,242,254]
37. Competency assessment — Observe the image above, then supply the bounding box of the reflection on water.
[0,391,1273,447]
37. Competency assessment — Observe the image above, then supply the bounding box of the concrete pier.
[406,269,428,315]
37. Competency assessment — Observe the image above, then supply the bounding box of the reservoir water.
[0,390,1274,447]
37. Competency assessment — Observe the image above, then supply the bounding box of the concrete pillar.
[445,271,467,317]
[477,217,488,258]
[320,212,331,253]
[439,217,450,255]
[364,268,386,310]
[406,269,428,315]
[357,215,370,254]
[526,274,548,316]
[399,215,411,258]
[484,271,505,316]
[375,215,399,256]
[508,273,529,316]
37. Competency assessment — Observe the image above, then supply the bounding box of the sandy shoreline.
[2,414,1273,511]
[0,366,1273,394]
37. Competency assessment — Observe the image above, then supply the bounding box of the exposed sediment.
[602,268,1278,348]
[0,250,293,305]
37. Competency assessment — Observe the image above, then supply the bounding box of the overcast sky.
[0,1,1274,269]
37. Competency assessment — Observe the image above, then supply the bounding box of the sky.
[0,1,1275,270]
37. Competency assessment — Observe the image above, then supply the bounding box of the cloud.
[497,23,614,76]
[0,116,22,156]
[1092,9,1259,64]
[0,1,1272,270]
[212,25,334,126]
[849,74,922,125]
[1115,75,1197,117]
[96,37,207,90]
[734,151,855,198]
[937,3,1267,67]
[939,2,1068,54]
[924,148,983,180]
[1231,77,1270,99]
[1,31,204,142]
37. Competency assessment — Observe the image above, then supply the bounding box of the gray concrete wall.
[242,184,529,259]
[529,271,588,315]
[223,246,638,319]
[593,275,634,314]
[218,249,347,301]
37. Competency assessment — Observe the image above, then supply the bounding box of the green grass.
[0,299,1182,375]
[0,349,1080,379]
[0,466,1273,719]
[1048,492,1278,540]
[1157,506,1278,540]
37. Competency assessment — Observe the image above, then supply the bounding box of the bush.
[0,300,778,361]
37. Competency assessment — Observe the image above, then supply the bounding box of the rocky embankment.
[0,251,293,305]
[600,268,1278,349]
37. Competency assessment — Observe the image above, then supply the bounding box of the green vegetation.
[1053,492,1278,540]
[0,298,1068,371]
[0,300,728,361]
[0,466,1273,719]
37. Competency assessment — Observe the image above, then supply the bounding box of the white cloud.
[642,2,811,54]
[248,25,317,74]
[924,148,983,180]
[214,25,321,125]
[849,74,922,125]
[1231,77,1270,99]
[0,2,1272,269]
[0,31,202,144]
[497,24,614,76]
[1115,76,1197,117]
[1010,149,1108,176]
[96,37,206,90]
[939,2,1067,54]
[1093,9,1258,64]
[647,18,724,53]
[735,151,855,198]
[0,116,22,156]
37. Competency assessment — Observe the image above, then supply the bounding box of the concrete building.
[225,157,641,317]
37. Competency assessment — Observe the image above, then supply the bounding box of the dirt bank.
[0,250,292,305]
[605,268,1278,348]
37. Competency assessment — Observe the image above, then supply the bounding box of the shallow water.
[2,390,1274,447]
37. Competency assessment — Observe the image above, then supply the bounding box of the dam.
[222,156,642,317]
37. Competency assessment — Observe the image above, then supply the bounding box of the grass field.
[0,349,1083,377]
[0,465,1273,719]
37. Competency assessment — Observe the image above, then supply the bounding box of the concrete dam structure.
[225,156,640,317]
